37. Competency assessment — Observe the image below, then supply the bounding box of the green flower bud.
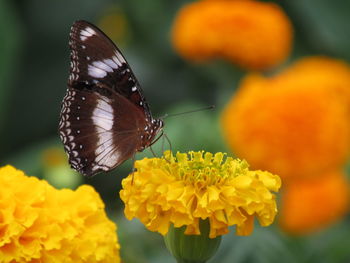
[164,219,221,263]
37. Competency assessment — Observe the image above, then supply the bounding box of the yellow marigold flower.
[120,151,281,238]
[221,60,350,180]
[0,165,120,263]
[279,170,350,235]
[171,0,293,70]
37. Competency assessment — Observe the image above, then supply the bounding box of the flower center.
[163,151,249,186]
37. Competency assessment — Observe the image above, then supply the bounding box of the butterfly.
[59,20,164,176]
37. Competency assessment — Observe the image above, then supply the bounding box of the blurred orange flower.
[279,170,350,235]
[221,57,350,180]
[171,0,293,70]
[274,56,350,116]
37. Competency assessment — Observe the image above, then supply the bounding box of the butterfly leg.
[162,133,173,163]
[146,130,164,158]
[163,133,172,153]
[149,145,158,158]
[131,154,137,185]
[161,132,166,153]
[149,130,164,147]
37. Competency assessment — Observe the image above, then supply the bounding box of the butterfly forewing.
[59,20,163,176]
[69,20,151,117]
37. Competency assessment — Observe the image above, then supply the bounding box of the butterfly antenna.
[160,105,215,119]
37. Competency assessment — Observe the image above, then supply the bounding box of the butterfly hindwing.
[59,87,148,176]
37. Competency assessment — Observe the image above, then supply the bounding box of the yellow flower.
[171,0,293,70]
[279,170,350,235]
[120,151,281,238]
[0,165,120,263]
[221,57,350,180]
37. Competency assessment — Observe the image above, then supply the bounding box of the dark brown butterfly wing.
[59,20,163,176]
[68,20,151,117]
[59,87,148,176]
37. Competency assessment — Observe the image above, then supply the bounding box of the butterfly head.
[139,118,164,151]
[152,118,164,136]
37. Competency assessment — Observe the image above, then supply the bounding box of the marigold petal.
[236,215,254,236]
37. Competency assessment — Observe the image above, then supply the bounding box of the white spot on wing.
[80,27,96,41]
[92,98,114,131]
[93,108,113,121]
[103,58,119,69]
[115,51,126,64]
[84,27,96,35]
[112,56,122,67]
[92,96,122,169]
[96,147,120,166]
[92,60,114,73]
[95,133,114,156]
[88,64,107,78]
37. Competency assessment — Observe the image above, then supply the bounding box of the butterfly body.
[59,20,163,176]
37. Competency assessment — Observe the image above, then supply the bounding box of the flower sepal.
[164,219,221,263]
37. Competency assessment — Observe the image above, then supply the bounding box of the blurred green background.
[1,0,350,262]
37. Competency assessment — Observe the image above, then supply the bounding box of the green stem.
[164,219,221,263]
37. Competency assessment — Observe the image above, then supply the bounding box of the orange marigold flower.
[274,56,350,116]
[279,170,350,235]
[171,0,293,70]
[221,58,350,180]
[0,165,120,263]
